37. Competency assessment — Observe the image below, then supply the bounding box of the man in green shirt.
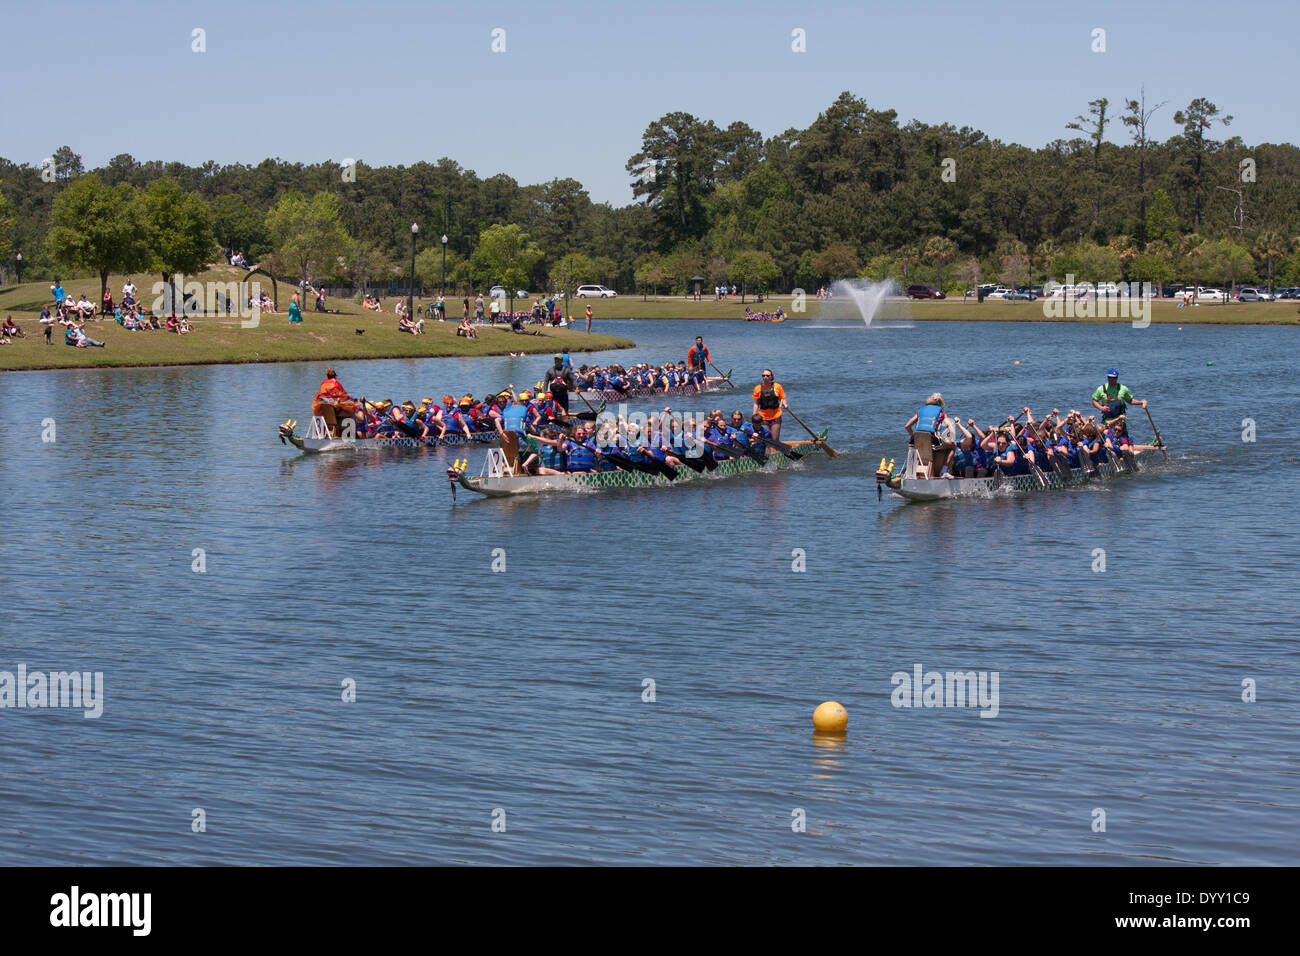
[1092,368,1146,422]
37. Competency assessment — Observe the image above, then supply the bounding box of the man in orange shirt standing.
[751,368,788,444]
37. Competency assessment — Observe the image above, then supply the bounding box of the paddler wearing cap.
[409,397,441,440]
[543,353,576,414]
[751,369,788,444]
[1091,368,1146,424]
[435,394,472,440]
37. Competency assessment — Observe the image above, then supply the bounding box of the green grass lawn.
[0,265,634,371]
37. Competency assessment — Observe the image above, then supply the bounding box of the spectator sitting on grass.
[71,322,106,347]
[76,295,97,321]
[178,317,191,335]
[457,315,477,339]
[3,316,25,338]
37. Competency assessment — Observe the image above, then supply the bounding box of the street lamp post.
[440,234,447,297]
[15,253,22,285]
[409,223,418,321]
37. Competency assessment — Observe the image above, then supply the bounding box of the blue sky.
[5,0,1295,204]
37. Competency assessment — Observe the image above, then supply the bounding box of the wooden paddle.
[1071,425,1100,477]
[602,449,679,480]
[574,389,606,422]
[751,435,804,460]
[1024,413,1069,483]
[707,360,736,388]
[1142,404,1168,460]
[784,406,838,457]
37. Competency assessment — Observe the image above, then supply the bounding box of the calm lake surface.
[2,318,1297,865]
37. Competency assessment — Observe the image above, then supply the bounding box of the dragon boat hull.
[455,435,828,498]
[881,446,1164,501]
[280,416,498,453]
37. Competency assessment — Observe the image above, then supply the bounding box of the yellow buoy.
[812,700,848,732]
[1014,360,1020,365]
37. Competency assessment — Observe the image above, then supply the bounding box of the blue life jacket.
[706,426,732,458]
[952,447,973,472]
[915,403,942,434]
[564,440,596,471]
[503,403,529,435]
[541,443,566,470]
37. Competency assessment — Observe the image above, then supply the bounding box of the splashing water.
[829,278,899,328]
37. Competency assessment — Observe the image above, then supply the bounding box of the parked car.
[488,285,507,299]
[906,285,945,299]
[1277,288,1300,299]
[1005,290,1038,301]
[1196,288,1226,302]
[575,284,617,298]
[984,286,1012,299]
[1237,288,1269,302]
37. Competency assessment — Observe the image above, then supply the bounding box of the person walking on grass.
[288,292,303,323]
[585,304,593,333]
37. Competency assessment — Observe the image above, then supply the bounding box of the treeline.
[2,90,1298,296]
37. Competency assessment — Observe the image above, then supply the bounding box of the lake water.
[1,318,1296,865]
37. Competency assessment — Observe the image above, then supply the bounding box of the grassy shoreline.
[0,267,634,372]
[565,295,1300,325]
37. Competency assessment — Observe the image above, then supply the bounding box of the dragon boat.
[449,429,831,498]
[575,370,732,404]
[876,443,1166,502]
[279,415,499,454]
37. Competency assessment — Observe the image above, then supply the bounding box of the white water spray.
[829,278,898,328]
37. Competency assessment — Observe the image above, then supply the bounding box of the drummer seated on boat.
[904,393,947,478]
[313,367,357,437]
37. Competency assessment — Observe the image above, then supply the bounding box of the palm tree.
[894,245,920,286]
[1253,231,1288,294]
[923,236,958,292]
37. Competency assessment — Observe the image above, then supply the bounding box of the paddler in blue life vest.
[904,392,949,478]
[1091,368,1147,424]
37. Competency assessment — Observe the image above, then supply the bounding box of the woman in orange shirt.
[751,369,787,444]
